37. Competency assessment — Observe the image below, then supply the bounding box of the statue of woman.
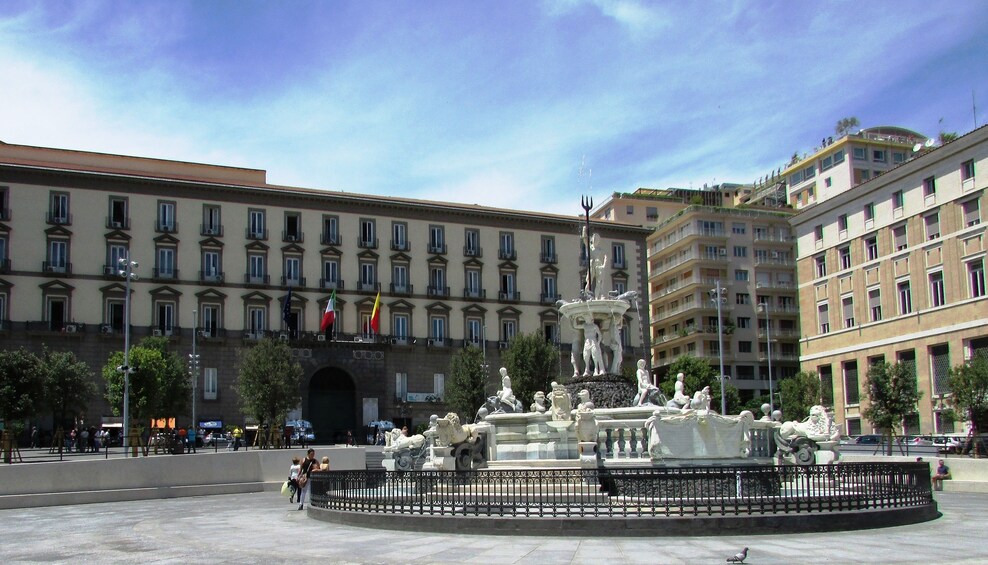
[495,368,520,412]
[672,372,689,407]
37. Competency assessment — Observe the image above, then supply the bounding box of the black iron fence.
[310,462,933,518]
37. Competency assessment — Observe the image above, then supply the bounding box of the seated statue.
[670,372,690,408]
[689,386,712,412]
[494,368,524,413]
[576,389,594,412]
[547,381,572,421]
[634,359,666,406]
[530,391,547,414]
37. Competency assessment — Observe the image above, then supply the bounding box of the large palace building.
[791,125,988,436]
[0,142,650,440]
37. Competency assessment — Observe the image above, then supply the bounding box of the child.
[288,457,301,503]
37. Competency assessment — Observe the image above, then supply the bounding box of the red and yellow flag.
[369,291,381,333]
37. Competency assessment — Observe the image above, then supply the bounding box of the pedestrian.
[346,430,354,446]
[30,426,38,449]
[932,459,951,490]
[297,448,318,510]
[288,456,301,503]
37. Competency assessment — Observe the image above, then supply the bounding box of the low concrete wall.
[0,446,366,509]
[841,453,988,492]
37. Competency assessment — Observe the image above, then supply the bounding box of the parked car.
[855,434,882,445]
[285,419,315,443]
[905,435,934,447]
[933,435,965,454]
[204,432,231,447]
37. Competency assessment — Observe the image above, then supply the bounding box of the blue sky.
[1,1,986,215]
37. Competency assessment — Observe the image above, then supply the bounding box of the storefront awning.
[198,420,223,429]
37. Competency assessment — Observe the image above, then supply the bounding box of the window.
[893,225,907,251]
[815,255,827,278]
[736,317,750,329]
[893,151,906,164]
[395,373,408,401]
[872,149,886,163]
[248,254,266,283]
[923,176,936,198]
[924,212,940,240]
[819,365,834,407]
[837,214,848,233]
[732,223,746,235]
[852,146,866,160]
[201,305,219,335]
[434,373,445,398]
[155,301,175,333]
[466,318,483,344]
[865,236,878,261]
[864,202,875,222]
[646,206,658,220]
[612,243,626,268]
[501,319,517,343]
[842,296,855,328]
[844,360,859,405]
[202,205,221,235]
[248,209,265,239]
[203,368,218,401]
[322,215,339,245]
[625,205,633,215]
[541,275,558,302]
[108,244,127,275]
[153,202,174,232]
[961,160,976,185]
[929,271,945,307]
[47,240,68,272]
[839,246,851,270]
[392,264,409,292]
[892,190,904,210]
[963,198,981,227]
[430,316,447,341]
[360,262,376,290]
[465,269,482,298]
[814,224,824,242]
[359,219,376,248]
[499,232,515,260]
[734,269,748,281]
[391,222,407,251]
[464,229,480,256]
[802,164,815,179]
[284,213,302,241]
[248,306,266,333]
[499,271,516,300]
[392,314,409,340]
[202,251,221,281]
[49,192,70,224]
[898,280,913,315]
[735,293,750,305]
[428,225,445,254]
[868,288,882,322]
[825,177,832,188]
[285,257,301,285]
[109,197,128,228]
[541,236,557,263]
[429,266,447,296]
[156,247,176,278]
[969,259,986,298]
[733,246,747,258]
[738,341,752,353]
[322,259,339,286]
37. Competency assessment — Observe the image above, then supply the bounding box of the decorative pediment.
[195,288,228,300]
[463,257,484,268]
[498,261,518,270]
[0,277,13,289]
[461,303,488,315]
[538,309,560,320]
[318,296,346,309]
[428,255,449,266]
[241,291,272,303]
[153,233,180,245]
[245,240,269,252]
[0,222,10,233]
[319,246,342,257]
[199,237,224,248]
[497,306,522,317]
[387,299,414,310]
[390,252,412,263]
[281,292,309,305]
[425,301,452,313]
[149,285,182,298]
[104,229,131,241]
[99,282,129,295]
[281,242,305,254]
[355,296,380,308]
[39,279,74,292]
[357,249,379,260]
[540,264,559,275]
[44,225,72,237]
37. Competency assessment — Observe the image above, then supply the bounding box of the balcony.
[540,293,561,304]
[464,245,483,258]
[246,228,268,240]
[149,326,181,338]
[199,271,225,284]
[427,242,447,254]
[498,249,516,261]
[357,281,381,293]
[358,237,379,249]
[282,230,304,244]
[498,290,521,302]
[320,278,344,290]
[321,233,341,246]
[391,239,409,251]
[753,233,795,244]
[650,225,727,254]
[152,268,179,280]
[46,212,72,226]
[612,259,627,270]
[428,285,450,298]
[756,328,800,340]
[201,224,223,237]
[390,283,413,295]
[282,276,307,287]
[754,280,796,291]
[463,288,486,299]
[427,337,451,347]
[155,220,178,233]
[107,217,130,230]
[541,252,557,264]
[754,256,795,268]
[42,261,71,274]
[244,274,270,285]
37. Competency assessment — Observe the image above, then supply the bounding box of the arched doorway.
[307,367,355,445]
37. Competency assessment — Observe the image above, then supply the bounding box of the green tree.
[503,331,559,409]
[778,371,821,422]
[103,336,191,427]
[862,361,922,455]
[445,346,489,421]
[946,355,988,457]
[236,338,303,428]
[834,116,860,136]
[0,348,44,439]
[40,347,97,431]
[659,355,740,414]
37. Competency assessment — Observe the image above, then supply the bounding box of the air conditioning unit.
[771,251,780,259]
[64,324,78,333]
[719,247,727,256]
[45,265,58,272]
[279,333,289,341]
[316,334,327,342]
[152,329,163,337]
[287,235,297,242]
[204,227,217,235]
[111,221,123,228]
[198,330,212,338]
[498,341,510,350]
[100,324,113,335]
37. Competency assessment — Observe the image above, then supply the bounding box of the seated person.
[932,459,951,490]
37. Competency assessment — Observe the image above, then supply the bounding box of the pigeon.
[726,547,748,563]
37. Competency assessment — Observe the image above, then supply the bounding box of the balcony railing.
[282,276,307,287]
[320,278,344,290]
[199,271,225,283]
[201,224,223,237]
[246,228,268,240]
[321,233,340,246]
[390,283,413,295]
[244,274,270,285]
[357,282,381,292]
[282,231,304,243]
[540,293,560,304]
[358,237,379,249]
[463,246,482,257]
[463,288,486,299]
[46,212,72,225]
[498,290,521,302]
[155,220,177,233]
[427,285,450,298]
[427,243,447,254]
[42,261,71,274]
[391,239,409,251]
[152,268,179,279]
[498,249,516,261]
[541,252,557,264]
[107,217,130,230]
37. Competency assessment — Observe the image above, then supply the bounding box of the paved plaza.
[0,490,984,564]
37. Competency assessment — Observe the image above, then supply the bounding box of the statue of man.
[672,372,690,407]
[636,359,659,406]
[530,391,547,414]
[582,319,605,376]
[609,316,624,374]
[587,233,607,298]
[570,318,583,378]
[496,368,519,412]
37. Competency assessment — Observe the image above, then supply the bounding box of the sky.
[1,0,987,215]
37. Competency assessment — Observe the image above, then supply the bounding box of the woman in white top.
[288,457,301,504]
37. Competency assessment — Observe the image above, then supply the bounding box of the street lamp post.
[117,256,139,455]
[760,301,774,413]
[189,309,200,437]
[709,280,727,415]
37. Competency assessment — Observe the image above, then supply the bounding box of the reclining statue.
[775,405,842,466]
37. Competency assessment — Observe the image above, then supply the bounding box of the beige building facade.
[0,142,650,439]
[791,125,988,436]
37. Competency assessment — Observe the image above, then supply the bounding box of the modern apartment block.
[0,141,650,438]
[782,126,927,210]
[791,125,988,436]
[645,205,800,401]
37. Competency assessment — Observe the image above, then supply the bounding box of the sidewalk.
[0,491,984,564]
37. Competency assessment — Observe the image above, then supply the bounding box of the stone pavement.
[0,492,984,564]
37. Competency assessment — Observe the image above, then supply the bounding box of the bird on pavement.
[726,547,748,563]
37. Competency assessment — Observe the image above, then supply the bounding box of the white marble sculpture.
[548,381,573,421]
[689,386,712,412]
[646,409,755,459]
[608,315,624,374]
[495,368,524,413]
[671,372,690,408]
[779,405,841,444]
[576,389,594,412]
[634,359,663,406]
[575,406,599,443]
[775,405,842,465]
[530,391,547,414]
[570,318,583,377]
[582,318,605,376]
[587,232,607,298]
[383,428,426,452]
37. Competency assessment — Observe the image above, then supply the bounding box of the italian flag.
[319,289,336,332]
[369,291,381,333]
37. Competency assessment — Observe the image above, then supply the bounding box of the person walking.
[288,456,302,503]
[297,448,318,510]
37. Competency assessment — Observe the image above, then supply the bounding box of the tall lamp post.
[189,309,200,438]
[117,255,139,455]
[709,280,728,415]
[759,301,774,413]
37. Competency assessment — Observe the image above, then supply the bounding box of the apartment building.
[791,125,988,436]
[646,205,800,401]
[783,126,927,210]
[592,187,731,226]
[0,141,650,439]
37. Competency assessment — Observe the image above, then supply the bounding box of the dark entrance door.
[307,367,355,445]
